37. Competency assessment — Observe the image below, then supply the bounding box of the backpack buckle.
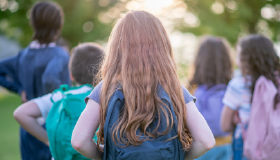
[60,84,69,91]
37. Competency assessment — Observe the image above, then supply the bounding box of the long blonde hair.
[98,11,192,151]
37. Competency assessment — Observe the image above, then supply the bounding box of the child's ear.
[70,73,75,82]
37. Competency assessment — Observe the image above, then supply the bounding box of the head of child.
[190,36,232,87]
[98,11,192,150]
[30,1,64,44]
[237,34,280,94]
[69,43,104,86]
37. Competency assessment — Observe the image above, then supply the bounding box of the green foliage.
[0,0,124,48]
[177,0,280,44]
[1,0,279,47]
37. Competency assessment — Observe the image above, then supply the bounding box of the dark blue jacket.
[0,46,71,100]
[0,45,71,160]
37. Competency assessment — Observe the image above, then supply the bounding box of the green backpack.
[46,84,98,160]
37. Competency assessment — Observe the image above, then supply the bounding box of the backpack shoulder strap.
[158,86,185,158]
[50,84,69,103]
[157,86,179,133]
[204,84,227,96]
[197,84,227,110]
[103,90,125,159]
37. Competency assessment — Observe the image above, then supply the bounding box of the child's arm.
[221,106,235,132]
[184,101,215,160]
[13,101,49,146]
[0,56,22,94]
[72,99,102,160]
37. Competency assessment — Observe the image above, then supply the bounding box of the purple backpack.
[194,84,228,137]
[243,76,280,160]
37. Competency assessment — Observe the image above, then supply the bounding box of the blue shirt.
[0,45,71,100]
[86,81,196,104]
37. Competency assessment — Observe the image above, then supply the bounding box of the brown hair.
[238,34,280,95]
[69,43,104,85]
[98,11,192,151]
[190,36,232,88]
[30,1,64,44]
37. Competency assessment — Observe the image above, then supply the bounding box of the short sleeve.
[32,92,62,121]
[222,78,243,110]
[85,81,103,104]
[33,93,53,121]
[182,85,196,104]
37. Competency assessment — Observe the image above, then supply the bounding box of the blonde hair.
[98,11,192,150]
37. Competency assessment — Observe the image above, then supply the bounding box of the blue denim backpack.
[194,84,228,137]
[103,88,186,160]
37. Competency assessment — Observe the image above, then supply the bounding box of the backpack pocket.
[116,145,174,160]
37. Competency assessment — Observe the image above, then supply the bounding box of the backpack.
[243,76,280,160]
[194,84,228,137]
[103,87,186,160]
[46,84,97,160]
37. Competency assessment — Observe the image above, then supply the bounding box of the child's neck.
[72,82,81,87]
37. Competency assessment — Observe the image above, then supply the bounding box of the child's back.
[0,2,69,160]
[14,42,104,160]
[17,45,70,99]
[45,43,104,160]
[221,34,280,160]
[72,11,216,160]
[190,36,233,160]
[0,0,70,100]
[44,84,94,160]
[194,85,227,136]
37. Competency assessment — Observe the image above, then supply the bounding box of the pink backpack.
[243,76,280,160]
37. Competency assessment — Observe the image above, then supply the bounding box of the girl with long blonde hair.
[72,11,215,160]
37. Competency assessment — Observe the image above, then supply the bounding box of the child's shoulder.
[67,85,93,94]
[228,76,249,87]
[227,76,252,95]
[51,85,93,103]
[60,84,93,96]
[22,45,69,58]
[48,46,69,58]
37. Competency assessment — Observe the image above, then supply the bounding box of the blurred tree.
[177,0,280,44]
[1,0,280,48]
[0,0,126,48]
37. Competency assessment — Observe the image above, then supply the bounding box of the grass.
[0,93,21,160]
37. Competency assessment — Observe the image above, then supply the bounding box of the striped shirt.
[223,76,252,139]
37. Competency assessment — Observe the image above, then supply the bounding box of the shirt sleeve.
[181,85,196,104]
[222,78,242,110]
[85,81,103,104]
[85,82,196,105]
[0,55,22,94]
[32,92,62,121]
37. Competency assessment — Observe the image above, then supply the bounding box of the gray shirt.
[85,81,196,104]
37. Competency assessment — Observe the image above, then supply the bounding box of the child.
[0,2,70,160]
[190,36,233,160]
[221,34,280,160]
[71,11,215,160]
[13,43,104,160]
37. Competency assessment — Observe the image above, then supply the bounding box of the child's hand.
[21,91,27,103]
[233,111,241,125]
[99,144,104,151]
[45,140,50,146]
